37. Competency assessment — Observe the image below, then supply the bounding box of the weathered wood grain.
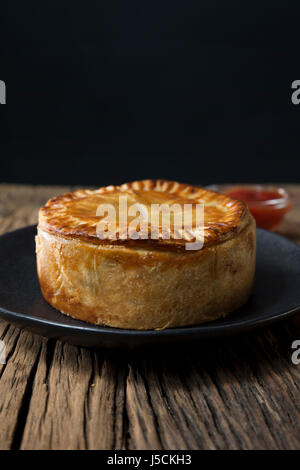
[0,326,42,449]
[20,346,128,450]
[0,183,299,450]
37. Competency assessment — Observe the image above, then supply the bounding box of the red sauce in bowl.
[225,186,291,230]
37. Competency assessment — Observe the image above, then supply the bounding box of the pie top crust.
[38,180,250,251]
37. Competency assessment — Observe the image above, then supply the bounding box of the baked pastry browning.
[36,180,256,329]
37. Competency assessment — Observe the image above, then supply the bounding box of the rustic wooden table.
[0,184,299,450]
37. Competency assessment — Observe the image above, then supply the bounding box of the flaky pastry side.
[36,180,256,329]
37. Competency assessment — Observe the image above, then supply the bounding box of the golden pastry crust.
[36,180,256,330]
[38,179,248,251]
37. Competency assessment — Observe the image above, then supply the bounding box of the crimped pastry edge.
[38,179,250,252]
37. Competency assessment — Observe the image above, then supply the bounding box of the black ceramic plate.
[0,225,299,349]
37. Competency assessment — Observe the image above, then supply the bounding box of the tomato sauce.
[225,186,291,230]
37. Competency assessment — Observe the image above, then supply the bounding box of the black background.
[1,1,300,187]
